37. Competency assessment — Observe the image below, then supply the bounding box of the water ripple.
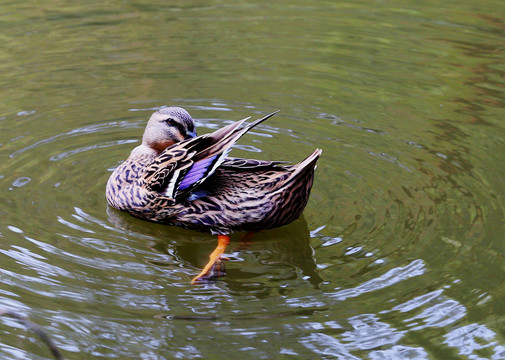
[342,314,405,350]
[329,259,426,301]
[392,289,445,313]
[9,121,141,158]
[49,140,138,161]
[444,324,505,359]
[369,345,429,360]
[405,299,466,331]
[11,177,31,188]
[301,333,360,359]
[0,246,70,278]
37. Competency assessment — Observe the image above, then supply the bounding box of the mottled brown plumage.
[106,107,321,282]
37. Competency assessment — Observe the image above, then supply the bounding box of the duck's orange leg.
[191,235,230,284]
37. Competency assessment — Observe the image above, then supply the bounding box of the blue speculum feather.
[179,155,218,190]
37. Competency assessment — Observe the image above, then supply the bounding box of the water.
[1,1,505,359]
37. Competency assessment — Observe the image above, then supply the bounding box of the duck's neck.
[131,143,161,159]
[110,144,159,188]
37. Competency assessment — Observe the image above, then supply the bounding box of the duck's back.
[169,149,321,234]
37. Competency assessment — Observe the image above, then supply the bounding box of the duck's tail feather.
[287,148,322,183]
[270,148,322,196]
[195,110,279,161]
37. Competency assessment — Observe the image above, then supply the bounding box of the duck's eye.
[165,118,176,126]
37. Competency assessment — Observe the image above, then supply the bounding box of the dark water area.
[1,1,505,359]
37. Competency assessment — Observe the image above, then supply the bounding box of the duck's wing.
[140,111,279,200]
[220,157,288,171]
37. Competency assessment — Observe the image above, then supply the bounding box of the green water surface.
[1,1,505,359]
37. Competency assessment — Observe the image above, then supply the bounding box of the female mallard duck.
[106,107,322,283]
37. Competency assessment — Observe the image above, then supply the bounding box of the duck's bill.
[185,130,197,140]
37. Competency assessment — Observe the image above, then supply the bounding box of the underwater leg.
[191,235,230,284]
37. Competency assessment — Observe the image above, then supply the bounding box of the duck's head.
[142,107,197,152]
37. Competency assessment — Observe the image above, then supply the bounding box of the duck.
[106,107,322,283]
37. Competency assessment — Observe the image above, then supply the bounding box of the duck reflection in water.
[107,206,323,288]
[106,107,321,284]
